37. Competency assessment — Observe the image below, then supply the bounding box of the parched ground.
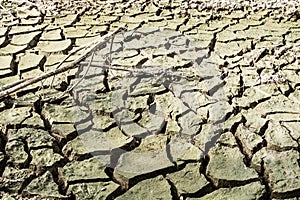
[0,0,299,199]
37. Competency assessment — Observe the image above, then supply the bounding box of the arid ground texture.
[0,0,299,199]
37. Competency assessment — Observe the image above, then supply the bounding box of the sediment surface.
[0,0,299,199]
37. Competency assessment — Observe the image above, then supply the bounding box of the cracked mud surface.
[0,0,300,199]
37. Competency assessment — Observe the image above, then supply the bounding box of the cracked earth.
[0,0,300,199]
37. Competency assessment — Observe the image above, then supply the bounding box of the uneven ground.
[0,0,299,199]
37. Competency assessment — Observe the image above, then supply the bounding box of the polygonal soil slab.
[15,6,41,18]
[252,148,300,197]
[60,157,109,184]
[23,171,67,199]
[112,55,148,66]
[0,55,14,70]
[18,53,46,73]
[2,167,35,192]
[63,27,89,38]
[20,68,44,79]
[10,31,42,46]
[5,140,29,167]
[53,14,79,26]
[254,94,300,114]
[75,35,102,46]
[113,135,174,188]
[41,28,63,40]
[168,137,202,161]
[0,107,31,125]
[9,24,46,35]
[115,175,172,200]
[7,128,56,148]
[235,124,264,158]
[0,35,6,46]
[166,163,209,195]
[265,121,298,151]
[0,27,8,36]
[20,17,41,25]
[214,41,252,58]
[232,84,278,108]
[67,181,120,199]
[76,128,132,152]
[62,136,91,161]
[62,128,131,163]
[206,144,259,187]
[42,103,88,124]
[35,39,72,53]
[281,121,300,142]
[187,181,265,200]
[11,92,40,107]
[30,148,64,167]
[0,44,27,55]
[51,123,77,140]
[135,110,166,134]
[111,113,148,138]
[120,78,166,96]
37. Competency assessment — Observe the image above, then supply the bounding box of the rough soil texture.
[0,0,300,199]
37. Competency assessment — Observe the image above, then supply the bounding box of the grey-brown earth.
[0,0,299,199]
